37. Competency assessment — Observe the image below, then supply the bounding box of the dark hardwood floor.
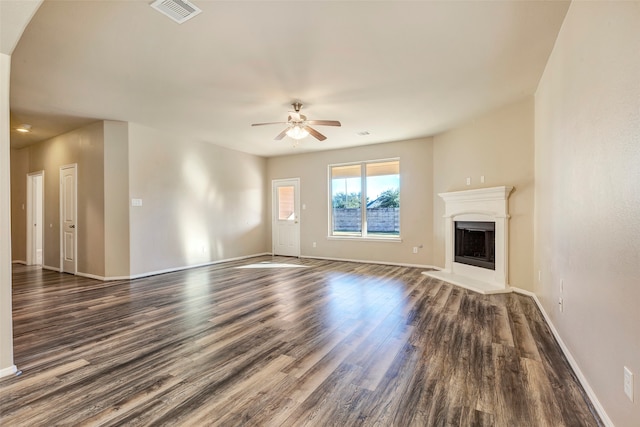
[1,256,601,426]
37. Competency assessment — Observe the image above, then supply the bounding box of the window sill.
[327,235,403,243]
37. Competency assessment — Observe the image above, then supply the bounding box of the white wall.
[127,123,268,276]
[535,2,640,425]
[267,138,434,266]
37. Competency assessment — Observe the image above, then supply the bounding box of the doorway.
[26,171,44,266]
[60,164,77,274]
[272,178,300,257]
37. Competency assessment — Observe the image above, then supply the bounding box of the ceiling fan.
[251,102,341,141]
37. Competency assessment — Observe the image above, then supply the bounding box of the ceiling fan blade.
[274,128,289,140]
[251,121,288,127]
[304,126,326,141]
[306,120,341,127]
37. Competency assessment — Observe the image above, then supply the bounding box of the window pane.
[278,186,295,220]
[366,161,399,236]
[331,165,362,235]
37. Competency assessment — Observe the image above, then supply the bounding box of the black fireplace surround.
[454,221,496,270]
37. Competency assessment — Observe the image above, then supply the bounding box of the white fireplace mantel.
[425,186,514,294]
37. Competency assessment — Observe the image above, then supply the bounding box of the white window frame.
[327,158,401,241]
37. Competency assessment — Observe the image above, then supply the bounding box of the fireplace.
[424,186,513,294]
[455,221,495,270]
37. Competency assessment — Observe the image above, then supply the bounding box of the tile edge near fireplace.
[425,186,514,295]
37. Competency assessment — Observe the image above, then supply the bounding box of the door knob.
[69,225,75,229]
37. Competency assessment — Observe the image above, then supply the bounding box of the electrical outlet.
[312,242,317,248]
[480,175,485,183]
[624,367,634,401]
[560,279,564,293]
[412,247,418,254]
[466,177,471,186]
[558,297,563,313]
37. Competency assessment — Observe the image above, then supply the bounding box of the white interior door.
[60,164,77,274]
[273,178,300,257]
[27,172,44,265]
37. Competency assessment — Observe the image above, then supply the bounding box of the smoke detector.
[150,0,202,24]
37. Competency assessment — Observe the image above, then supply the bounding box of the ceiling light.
[16,124,32,133]
[286,125,309,140]
[150,0,202,24]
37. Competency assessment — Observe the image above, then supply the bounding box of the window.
[329,159,400,239]
[277,186,295,220]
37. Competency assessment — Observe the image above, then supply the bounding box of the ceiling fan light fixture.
[252,102,339,142]
[286,125,309,140]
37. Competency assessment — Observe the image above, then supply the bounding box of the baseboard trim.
[299,255,440,270]
[511,287,613,427]
[11,260,26,265]
[128,253,272,280]
[42,264,61,272]
[76,271,112,281]
[72,253,273,282]
[0,364,18,378]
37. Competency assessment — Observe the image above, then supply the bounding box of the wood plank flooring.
[1,256,602,426]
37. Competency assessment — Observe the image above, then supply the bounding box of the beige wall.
[1,52,15,374]
[10,147,28,262]
[11,121,106,276]
[535,2,640,425]
[103,121,130,277]
[267,138,434,266]
[10,120,268,279]
[1,1,42,377]
[432,97,535,290]
[127,123,268,276]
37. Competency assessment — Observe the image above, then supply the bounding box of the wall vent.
[150,0,202,24]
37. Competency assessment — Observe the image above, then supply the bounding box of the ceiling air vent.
[150,0,202,24]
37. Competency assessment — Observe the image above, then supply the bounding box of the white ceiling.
[9,0,570,157]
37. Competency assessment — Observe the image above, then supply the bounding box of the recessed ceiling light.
[16,124,32,133]
[357,131,370,136]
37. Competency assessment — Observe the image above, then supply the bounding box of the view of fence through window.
[330,159,400,238]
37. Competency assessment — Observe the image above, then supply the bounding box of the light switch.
[131,198,143,207]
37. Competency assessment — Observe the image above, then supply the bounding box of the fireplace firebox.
[455,221,495,270]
